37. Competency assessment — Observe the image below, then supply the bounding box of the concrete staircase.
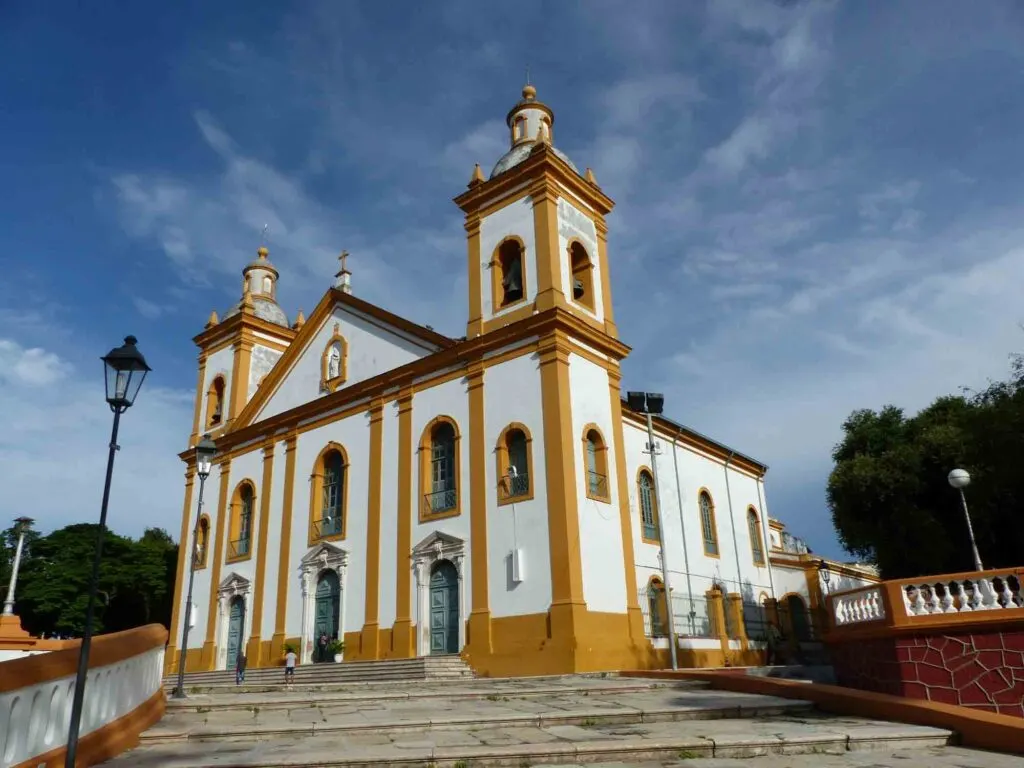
[163,654,473,693]
[101,672,1020,768]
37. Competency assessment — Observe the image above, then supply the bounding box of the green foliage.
[4,523,178,637]
[326,639,345,655]
[282,641,297,654]
[828,358,1024,578]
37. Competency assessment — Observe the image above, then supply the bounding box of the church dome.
[223,295,290,327]
[222,246,290,327]
[489,84,581,180]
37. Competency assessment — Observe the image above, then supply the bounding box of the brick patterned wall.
[830,629,1024,717]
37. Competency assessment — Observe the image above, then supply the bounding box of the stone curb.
[161,671,616,692]
[132,726,953,767]
[163,681,678,712]
[142,700,814,744]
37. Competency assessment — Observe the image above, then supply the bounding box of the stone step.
[147,686,812,744]
[104,714,955,767]
[164,679,679,713]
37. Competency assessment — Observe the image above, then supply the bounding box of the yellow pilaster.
[190,354,207,446]
[202,461,231,669]
[270,433,297,658]
[532,183,566,313]
[228,338,253,423]
[247,442,275,665]
[465,216,484,338]
[166,467,196,673]
[392,390,415,658]
[360,400,384,659]
[466,365,492,656]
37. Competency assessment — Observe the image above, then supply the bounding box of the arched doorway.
[429,560,459,655]
[787,594,811,642]
[314,570,341,663]
[226,596,245,666]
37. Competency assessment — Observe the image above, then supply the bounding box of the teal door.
[314,570,341,662]
[226,597,245,666]
[429,561,459,655]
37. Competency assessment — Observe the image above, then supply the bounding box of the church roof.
[490,142,580,180]
[223,295,290,327]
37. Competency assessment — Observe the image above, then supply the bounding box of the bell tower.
[454,84,619,340]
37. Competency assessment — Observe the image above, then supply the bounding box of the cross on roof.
[338,250,349,274]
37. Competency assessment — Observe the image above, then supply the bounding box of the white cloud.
[0,337,193,538]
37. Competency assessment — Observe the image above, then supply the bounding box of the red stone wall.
[830,629,1024,717]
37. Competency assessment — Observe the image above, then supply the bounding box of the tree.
[12,524,178,637]
[828,361,1024,579]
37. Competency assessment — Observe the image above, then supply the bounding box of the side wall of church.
[481,347,552,619]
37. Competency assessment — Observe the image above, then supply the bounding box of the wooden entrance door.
[226,597,245,666]
[314,570,341,663]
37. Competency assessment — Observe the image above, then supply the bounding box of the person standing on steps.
[284,646,298,690]
[235,651,247,685]
[765,621,784,666]
[318,631,328,663]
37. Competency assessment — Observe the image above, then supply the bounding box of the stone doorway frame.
[411,531,465,657]
[216,572,251,670]
[299,542,349,664]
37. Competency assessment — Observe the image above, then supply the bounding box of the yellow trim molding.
[467,366,493,657]
[392,391,414,657]
[247,442,275,665]
[203,461,231,668]
[360,400,384,660]
[271,434,297,654]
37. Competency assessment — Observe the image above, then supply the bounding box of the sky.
[3,1,1024,560]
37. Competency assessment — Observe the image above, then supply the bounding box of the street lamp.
[65,336,150,768]
[818,560,831,595]
[948,468,983,572]
[2,516,34,616]
[626,391,678,671]
[172,433,217,699]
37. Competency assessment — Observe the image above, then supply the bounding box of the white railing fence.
[901,571,1023,616]
[832,585,887,626]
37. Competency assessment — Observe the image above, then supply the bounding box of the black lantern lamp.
[102,335,151,411]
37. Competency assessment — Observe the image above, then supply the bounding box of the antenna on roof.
[525,65,531,85]
[260,223,269,247]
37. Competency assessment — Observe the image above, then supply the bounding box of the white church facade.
[166,85,877,677]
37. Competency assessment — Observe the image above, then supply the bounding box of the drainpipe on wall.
[756,477,777,602]
[672,432,697,636]
[722,452,744,594]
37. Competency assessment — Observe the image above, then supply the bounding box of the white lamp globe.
[947,468,971,490]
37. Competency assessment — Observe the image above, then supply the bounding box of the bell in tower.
[502,251,523,303]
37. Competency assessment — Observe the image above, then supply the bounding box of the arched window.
[513,115,526,142]
[647,577,668,637]
[419,417,461,520]
[493,238,526,308]
[569,241,595,312]
[195,515,210,569]
[582,425,610,502]
[748,507,765,565]
[699,490,719,557]
[206,376,226,428]
[496,423,533,503]
[309,444,348,544]
[638,469,659,543]
[228,482,255,562]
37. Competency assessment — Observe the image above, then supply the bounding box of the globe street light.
[2,516,35,616]
[948,468,983,572]
[65,336,150,768]
[172,433,218,699]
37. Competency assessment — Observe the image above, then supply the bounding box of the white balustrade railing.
[901,571,1023,616]
[832,585,887,626]
[0,642,164,767]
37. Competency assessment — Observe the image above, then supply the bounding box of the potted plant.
[327,639,345,662]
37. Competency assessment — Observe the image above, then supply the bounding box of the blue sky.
[3,1,1024,560]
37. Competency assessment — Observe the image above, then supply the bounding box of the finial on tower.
[469,163,485,187]
[585,167,598,186]
[293,309,305,330]
[206,310,219,328]
[335,250,352,294]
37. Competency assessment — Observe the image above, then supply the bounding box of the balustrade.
[832,585,887,626]
[900,570,1022,616]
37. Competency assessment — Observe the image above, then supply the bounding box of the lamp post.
[2,516,34,616]
[626,391,678,671]
[172,433,217,699]
[948,468,983,572]
[65,336,150,768]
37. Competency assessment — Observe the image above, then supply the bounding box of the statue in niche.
[327,343,342,380]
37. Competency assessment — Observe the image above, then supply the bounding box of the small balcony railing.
[313,516,343,540]
[228,538,250,559]
[424,487,457,515]
[500,473,530,500]
[586,471,608,499]
[642,520,659,540]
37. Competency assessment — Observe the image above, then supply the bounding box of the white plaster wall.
[288,412,373,642]
[568,352,627,614]
[260,439,286,639]
[221,447,264,647]
[482,352,551,619]
[258,306,436,421]
[557,197,604,323]
[479,195,537,321]
[772,564,812,605]
[622,421,775,635]
[377,399,398,630]
[408,377,472,599]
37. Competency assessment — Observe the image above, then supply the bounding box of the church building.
[166,85,876,678]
